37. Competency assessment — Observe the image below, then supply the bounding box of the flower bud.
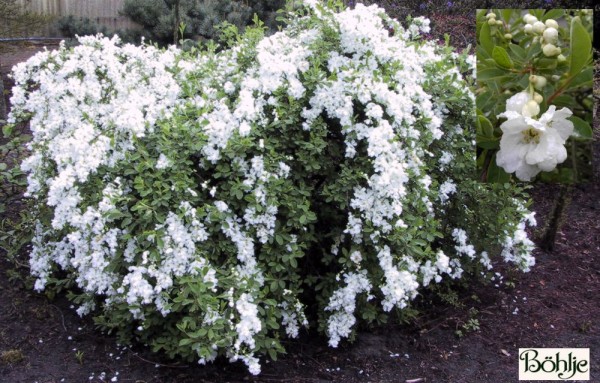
[551,75,560,82]
[542,44,561,57]
[545,19,559,29]
[486,12,496,19]
[542,27,558,44]
[531,75,547,90]
[532,21,546,34]
[495,20,504,26]
[523,24,533,34]
[523,14,537,25]
[504,33,513,40]
[557,54,566,62]
[533,92,543,104]
[522,100,540,117]
[487,19,496,25]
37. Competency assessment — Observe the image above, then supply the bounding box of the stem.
[546,74,577,105]
[570,140,578,183]
[539,184,572,252]
[479,150,494,182]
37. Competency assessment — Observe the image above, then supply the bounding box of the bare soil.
[1,36,599,383]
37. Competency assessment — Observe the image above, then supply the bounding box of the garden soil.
[1,38,599,383]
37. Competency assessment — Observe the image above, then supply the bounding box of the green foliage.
[0,0,53,37]
[57,15,109,37]
[121,0,285,45]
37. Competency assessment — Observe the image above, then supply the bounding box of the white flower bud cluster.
[523,14,561,57]
[485,12,503,27]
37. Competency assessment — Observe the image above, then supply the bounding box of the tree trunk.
[0,58,6,123]
[173,0,180,46]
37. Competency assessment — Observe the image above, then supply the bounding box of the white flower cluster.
[325,271,372,347]
[522,14,563,58]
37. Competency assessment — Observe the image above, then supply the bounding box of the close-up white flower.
[496,100,574,181]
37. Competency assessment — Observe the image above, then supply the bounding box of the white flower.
[542,44,561,57]
[497,102,574,181]
[545,19,559,29]
[156,153,171,169]
[501,91,539,119]
[542,27,558,44]
[532,21,546,34]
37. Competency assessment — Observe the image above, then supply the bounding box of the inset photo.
[476,9,593,183]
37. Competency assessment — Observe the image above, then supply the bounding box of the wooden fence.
[15,0,139,36]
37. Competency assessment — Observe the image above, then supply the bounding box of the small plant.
[455,307,480,337]
[75,350,85,364]
[1,349,24,364]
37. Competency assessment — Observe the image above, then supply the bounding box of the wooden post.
[0,56,6,123]
[173,0,180,46]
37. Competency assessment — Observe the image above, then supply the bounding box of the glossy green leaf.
[476,91,495,110]
[569,116,592,140]
[569,17,592,76]
[479,22,494,56]
[508,43,526,60]
[477,68,509,81]
[501,9,513,23]
[542,9,565,21]
[477,115,494,138]
[525,42,542,59]
[565,67,593,90]
[476,135,499,150]
[492,46,513,69]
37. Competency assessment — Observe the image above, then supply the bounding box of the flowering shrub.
[9,1,536,374]
[476,9,593,182]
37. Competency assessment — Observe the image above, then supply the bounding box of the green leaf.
[542,9,564,21]
[476,135,499,150]
[268,348,278,361]
[477,115,494,138]
[492,46,513,69]
[275,234,284,245]
[508,43,526,61]
[479,22,494,56]
[525,42,542,60]
[569,116,592,140]
[501,9,512,23]
[2,124,13,138]
[477,68,509,81]
[569,17,592,77]
[551,94,576,108]
[476,91,494,111]
[535,58,557,70]
[564,67,592,90]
